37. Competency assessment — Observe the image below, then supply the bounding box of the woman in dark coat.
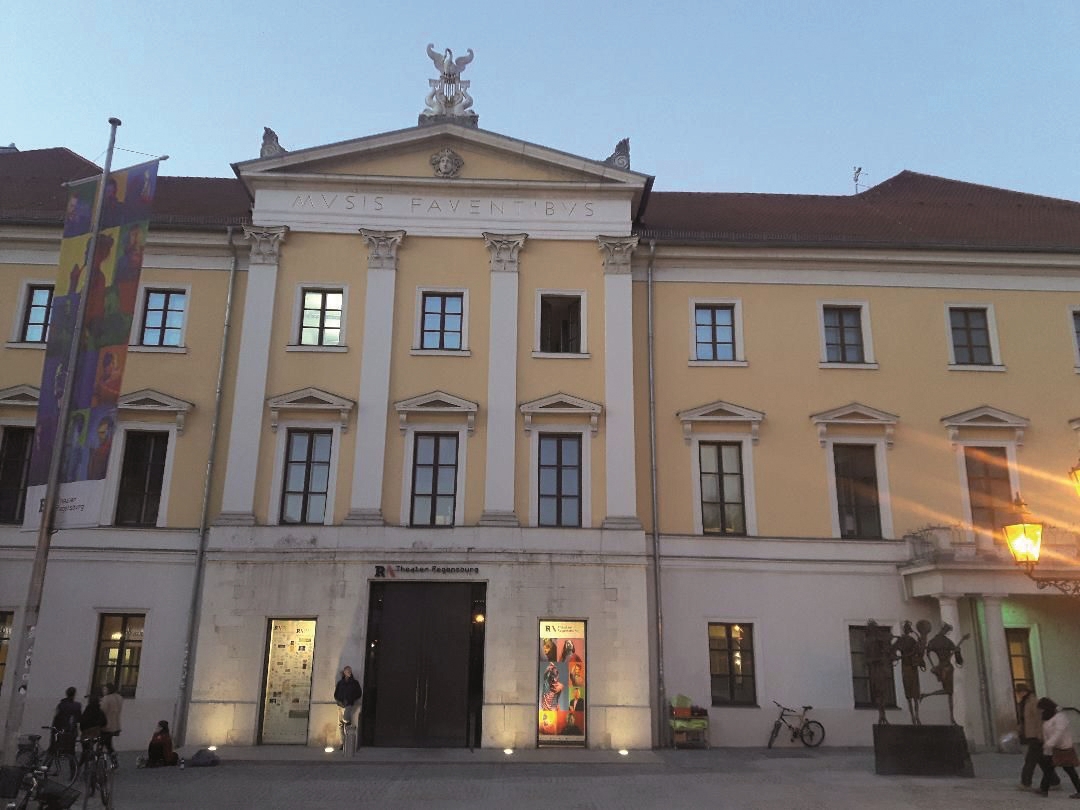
[146,720,179,767]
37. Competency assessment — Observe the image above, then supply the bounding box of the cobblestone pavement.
[59,748,1062,810]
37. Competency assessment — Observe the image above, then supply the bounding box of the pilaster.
[479,233,526,527]
[597,235,641,530]
[980,595,1014,747]
[344,229,406,526]
[936,595,968,734]
[218,225,287,525]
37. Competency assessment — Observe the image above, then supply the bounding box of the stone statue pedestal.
[873,724,974,777]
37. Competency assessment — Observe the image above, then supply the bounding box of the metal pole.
[2,118,121,765]
[646,239,667,744]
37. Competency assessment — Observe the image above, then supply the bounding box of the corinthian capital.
[359,228,406,271]
[482,232,528,273]
[596,235,639,275]
[243,225,289,265]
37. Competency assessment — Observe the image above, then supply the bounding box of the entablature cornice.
[520,392,602,435]
[940,405,1029,446]
[0,384,40,409]
[394,390,478,434]
[811,402,899,448]
[677,399,765,444]
[267,387,355,433]
[118,388,195,434]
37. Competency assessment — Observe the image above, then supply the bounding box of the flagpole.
[2,118,121,765]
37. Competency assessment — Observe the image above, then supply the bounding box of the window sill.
[128,345,188,354]
[532,351,591,359]
[4,341,46,350]
[948,363,1006,372]
[819,361,878,370]
[689,359,748,368]
[286,345,348,353]
[410,349,472,357]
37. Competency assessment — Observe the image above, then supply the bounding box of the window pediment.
[0,384,40,409]
[810,402,899,448]
[677,400,765,444]
[520,393,602,435]
[395,390,478,434]
[267,387,355,433]
[118,388,195,434]
[940,405,1029,446]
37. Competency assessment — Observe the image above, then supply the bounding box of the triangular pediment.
[394,390,478,434]
[267,387,355,432]
[810,402,899,448]
[520,393,602,434]
[118,389,194,433]
[677,400,766,444]
[0,384,40,408]
[941,405,1029,446]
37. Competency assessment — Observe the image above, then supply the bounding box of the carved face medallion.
[430,147,463,178]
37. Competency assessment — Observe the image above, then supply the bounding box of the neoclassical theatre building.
[2,57,1079,752]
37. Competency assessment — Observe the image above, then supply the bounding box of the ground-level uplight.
[618,749,629,756]
[503,748,514,755]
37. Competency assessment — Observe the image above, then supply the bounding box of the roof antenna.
[853,166,865,193]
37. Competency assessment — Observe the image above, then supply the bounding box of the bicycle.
[13,730,79,788]
[4,765,80,810]
[767,700,825,748]
[77,736,113,810]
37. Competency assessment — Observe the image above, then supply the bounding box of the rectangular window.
[299,289,343,347]
[949,307,993,365]
[964,446,1011,538]
[114,431,168,526]
[699,442,746,535]
[1073,311,1080,362]
[94,613,144,698]
[694,304,736,361]
[421,292,464,350]
[0,611,12,694]
[834,444,882,539]
[281,429,332,524]
[539,295,581,353]
[849,625,897,709]
[410,432,458,527]
[140,290,187,347]
[1006,628,1035,692]
[708,623,756,706]
[0,427,33,524]
[20,285,53,343]
[538,434,581,527]
[823,306,865,363]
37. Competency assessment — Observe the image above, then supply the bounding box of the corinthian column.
[218,225,287,525]
[344,229,406,525]
[597,235,641,529]
[479,233,526,526]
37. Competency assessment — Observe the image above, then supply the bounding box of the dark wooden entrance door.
[363,581,485,747]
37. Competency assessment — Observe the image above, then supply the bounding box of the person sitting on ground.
[146,720,180,767]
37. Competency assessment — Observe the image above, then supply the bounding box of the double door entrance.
[362,581,486,747]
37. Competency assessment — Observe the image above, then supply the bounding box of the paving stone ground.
[52,747,1063,810]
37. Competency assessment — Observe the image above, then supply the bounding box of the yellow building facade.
[2,68,1079,752]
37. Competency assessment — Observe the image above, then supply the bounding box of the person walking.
[1036,697,1080,797]
[100,683,123,768]
[334,666,363,749]
[51,687,82,755]
[1016,683,1060,791]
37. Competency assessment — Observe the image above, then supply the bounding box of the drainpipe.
[646,239,667,744]
[175,226,239,744]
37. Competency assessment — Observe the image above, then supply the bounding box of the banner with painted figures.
[24,160,158,529]
[538,619,586,746]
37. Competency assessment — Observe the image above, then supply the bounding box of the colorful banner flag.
[538,619,587,746]
[24,160,158,529]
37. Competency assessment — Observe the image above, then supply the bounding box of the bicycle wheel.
[46,751,79,787]
[767,721,781,749]
[800,720,825,747]
[14,747,36,769]
[97,757,113,809]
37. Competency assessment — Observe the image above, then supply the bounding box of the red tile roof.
[0,148,250,229]
[638,171,1080,252]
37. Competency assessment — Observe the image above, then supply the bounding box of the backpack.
[189,748,220,767]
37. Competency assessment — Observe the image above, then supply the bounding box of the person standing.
[1015,683,1058,790]
[100,683,123,768]
[1037,697,1080,797]
[334,666,363,748]
[51,687,82,754]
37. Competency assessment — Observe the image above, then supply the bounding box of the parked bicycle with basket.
[3,765,80,810]
[13,729,78,788]
[767,700,825,748]
[77,735,113,810]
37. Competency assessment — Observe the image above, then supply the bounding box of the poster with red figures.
[537,619,586,746]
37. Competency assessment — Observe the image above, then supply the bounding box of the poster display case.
[537,619,586,747]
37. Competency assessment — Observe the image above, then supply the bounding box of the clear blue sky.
[4,1,1079,200]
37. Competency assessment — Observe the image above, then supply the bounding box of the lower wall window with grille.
[0,611,12,694]
[849,624,897,708]
[708,622,756,706]
[94,614,144,698]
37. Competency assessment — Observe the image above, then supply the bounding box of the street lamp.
[1003,493,1080,597]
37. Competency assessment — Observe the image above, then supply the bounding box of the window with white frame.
[832,443,882,539]
[414,289,468,352]
[0,425,33,524]
[849,624,897,709]
[698,441,746,535]
[963,445,1013,540]
[689,299,745,364]
[708,622,756,706]
[538,433,582,527]
[0,611,12,693]
[819,302,874,366]
[114,430,168,526]
[1071,307,1080,369]
[18,284,53,344]
[93,613,144,698]
[946,305,1001,367]
[409,432,459,527]
[138,289,187,347]
[536,292,585,355]
[297,288,344,347]
[280,428,333,525]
